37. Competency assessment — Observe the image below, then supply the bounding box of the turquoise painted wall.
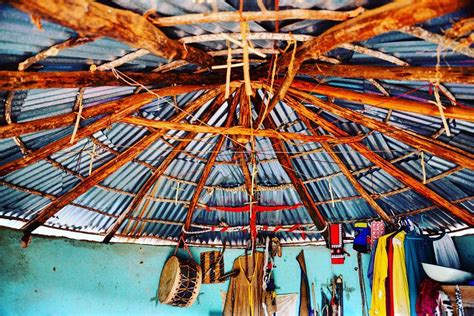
[0,228,371,315]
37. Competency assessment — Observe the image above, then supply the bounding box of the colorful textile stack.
[330,224,345,264]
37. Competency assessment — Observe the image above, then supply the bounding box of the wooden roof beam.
[103,91,231,242]
[120,116,364,145]
[0,71,233,91]
[286,94,474,226]
[0,86,223,177]
[286,79,474,122]
[9,0,213,67]
[288,88,474,170]
[149,8,364,26]
[182,94,239,233]
[20,88,226,243]
[298,64,474,85]
[257,0,467,128]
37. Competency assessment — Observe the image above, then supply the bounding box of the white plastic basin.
[422,262,473,284]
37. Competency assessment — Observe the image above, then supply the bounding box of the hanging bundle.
[353,222,370,253]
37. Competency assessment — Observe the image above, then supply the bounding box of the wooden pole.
[120,116,363,145]
[287,80,474,122]
[298,64,474,85]
[9,0,213,67]
[150,8,364,26]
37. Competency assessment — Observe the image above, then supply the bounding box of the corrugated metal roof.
[0,1,473,246]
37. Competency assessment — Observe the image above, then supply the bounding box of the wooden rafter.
[0,71,234,91]
[296,111,394,224]
[252,93,328,233]
[9,0,213,67]
[257,0,467,127]
[103,92,230,242]
[0,86,224,177]
[0,84,227,139]
[120,116,364,145]
[149,8,364,26]
[287,88,474,170]
[298,64,474,85]
[286,94,474,226]
[18,36,96,71]
[286,80,474,122]
[182,93,239,233]
[20,88,226,242]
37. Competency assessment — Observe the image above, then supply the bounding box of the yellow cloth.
[369,233,393,316]
[392,231,410,316]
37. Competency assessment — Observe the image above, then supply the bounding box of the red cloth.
[330,224,344,264]
[386,234,395,316]
[205,203,303,213]
[416,278,441,316]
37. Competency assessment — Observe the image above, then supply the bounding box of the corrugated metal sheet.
[0,1,473,246]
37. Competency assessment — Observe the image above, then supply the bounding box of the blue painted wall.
[1,228,471,316]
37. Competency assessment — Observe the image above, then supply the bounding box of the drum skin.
[158,255,202,307]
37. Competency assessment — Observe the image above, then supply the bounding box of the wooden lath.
[182,92,240,233]
[9,0,213,67]
[0,86,224,177]
[287,88,474,171]
[103,91,231,242]
[286,94,474,226]
[20,88,227,243]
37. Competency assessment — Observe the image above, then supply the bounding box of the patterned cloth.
[330,224,344,264]
[370,221,385,246]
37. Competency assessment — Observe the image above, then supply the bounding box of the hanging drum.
[158,255,202,307]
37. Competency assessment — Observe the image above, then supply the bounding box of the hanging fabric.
[200,250,225,284]
[353,222,370,253]
[431,233,461,269]
[330,224,345,264]
[296,250,312,316]
[224,252,267,316]
[391,231,410,316]
[370,221,385,247]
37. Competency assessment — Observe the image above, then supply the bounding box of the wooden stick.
[95,49,149,71]
[339,43,409,66]
[149,8,365,26]
[121,116,364,145]
[18,36,96,71]
[298,64,474,84]
[286,80,474,122]
[3,91,14,125]
[9,0,213,67]
[401,26,474,58]
[70,88,85,144]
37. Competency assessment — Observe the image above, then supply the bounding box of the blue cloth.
[404,233,434,316]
